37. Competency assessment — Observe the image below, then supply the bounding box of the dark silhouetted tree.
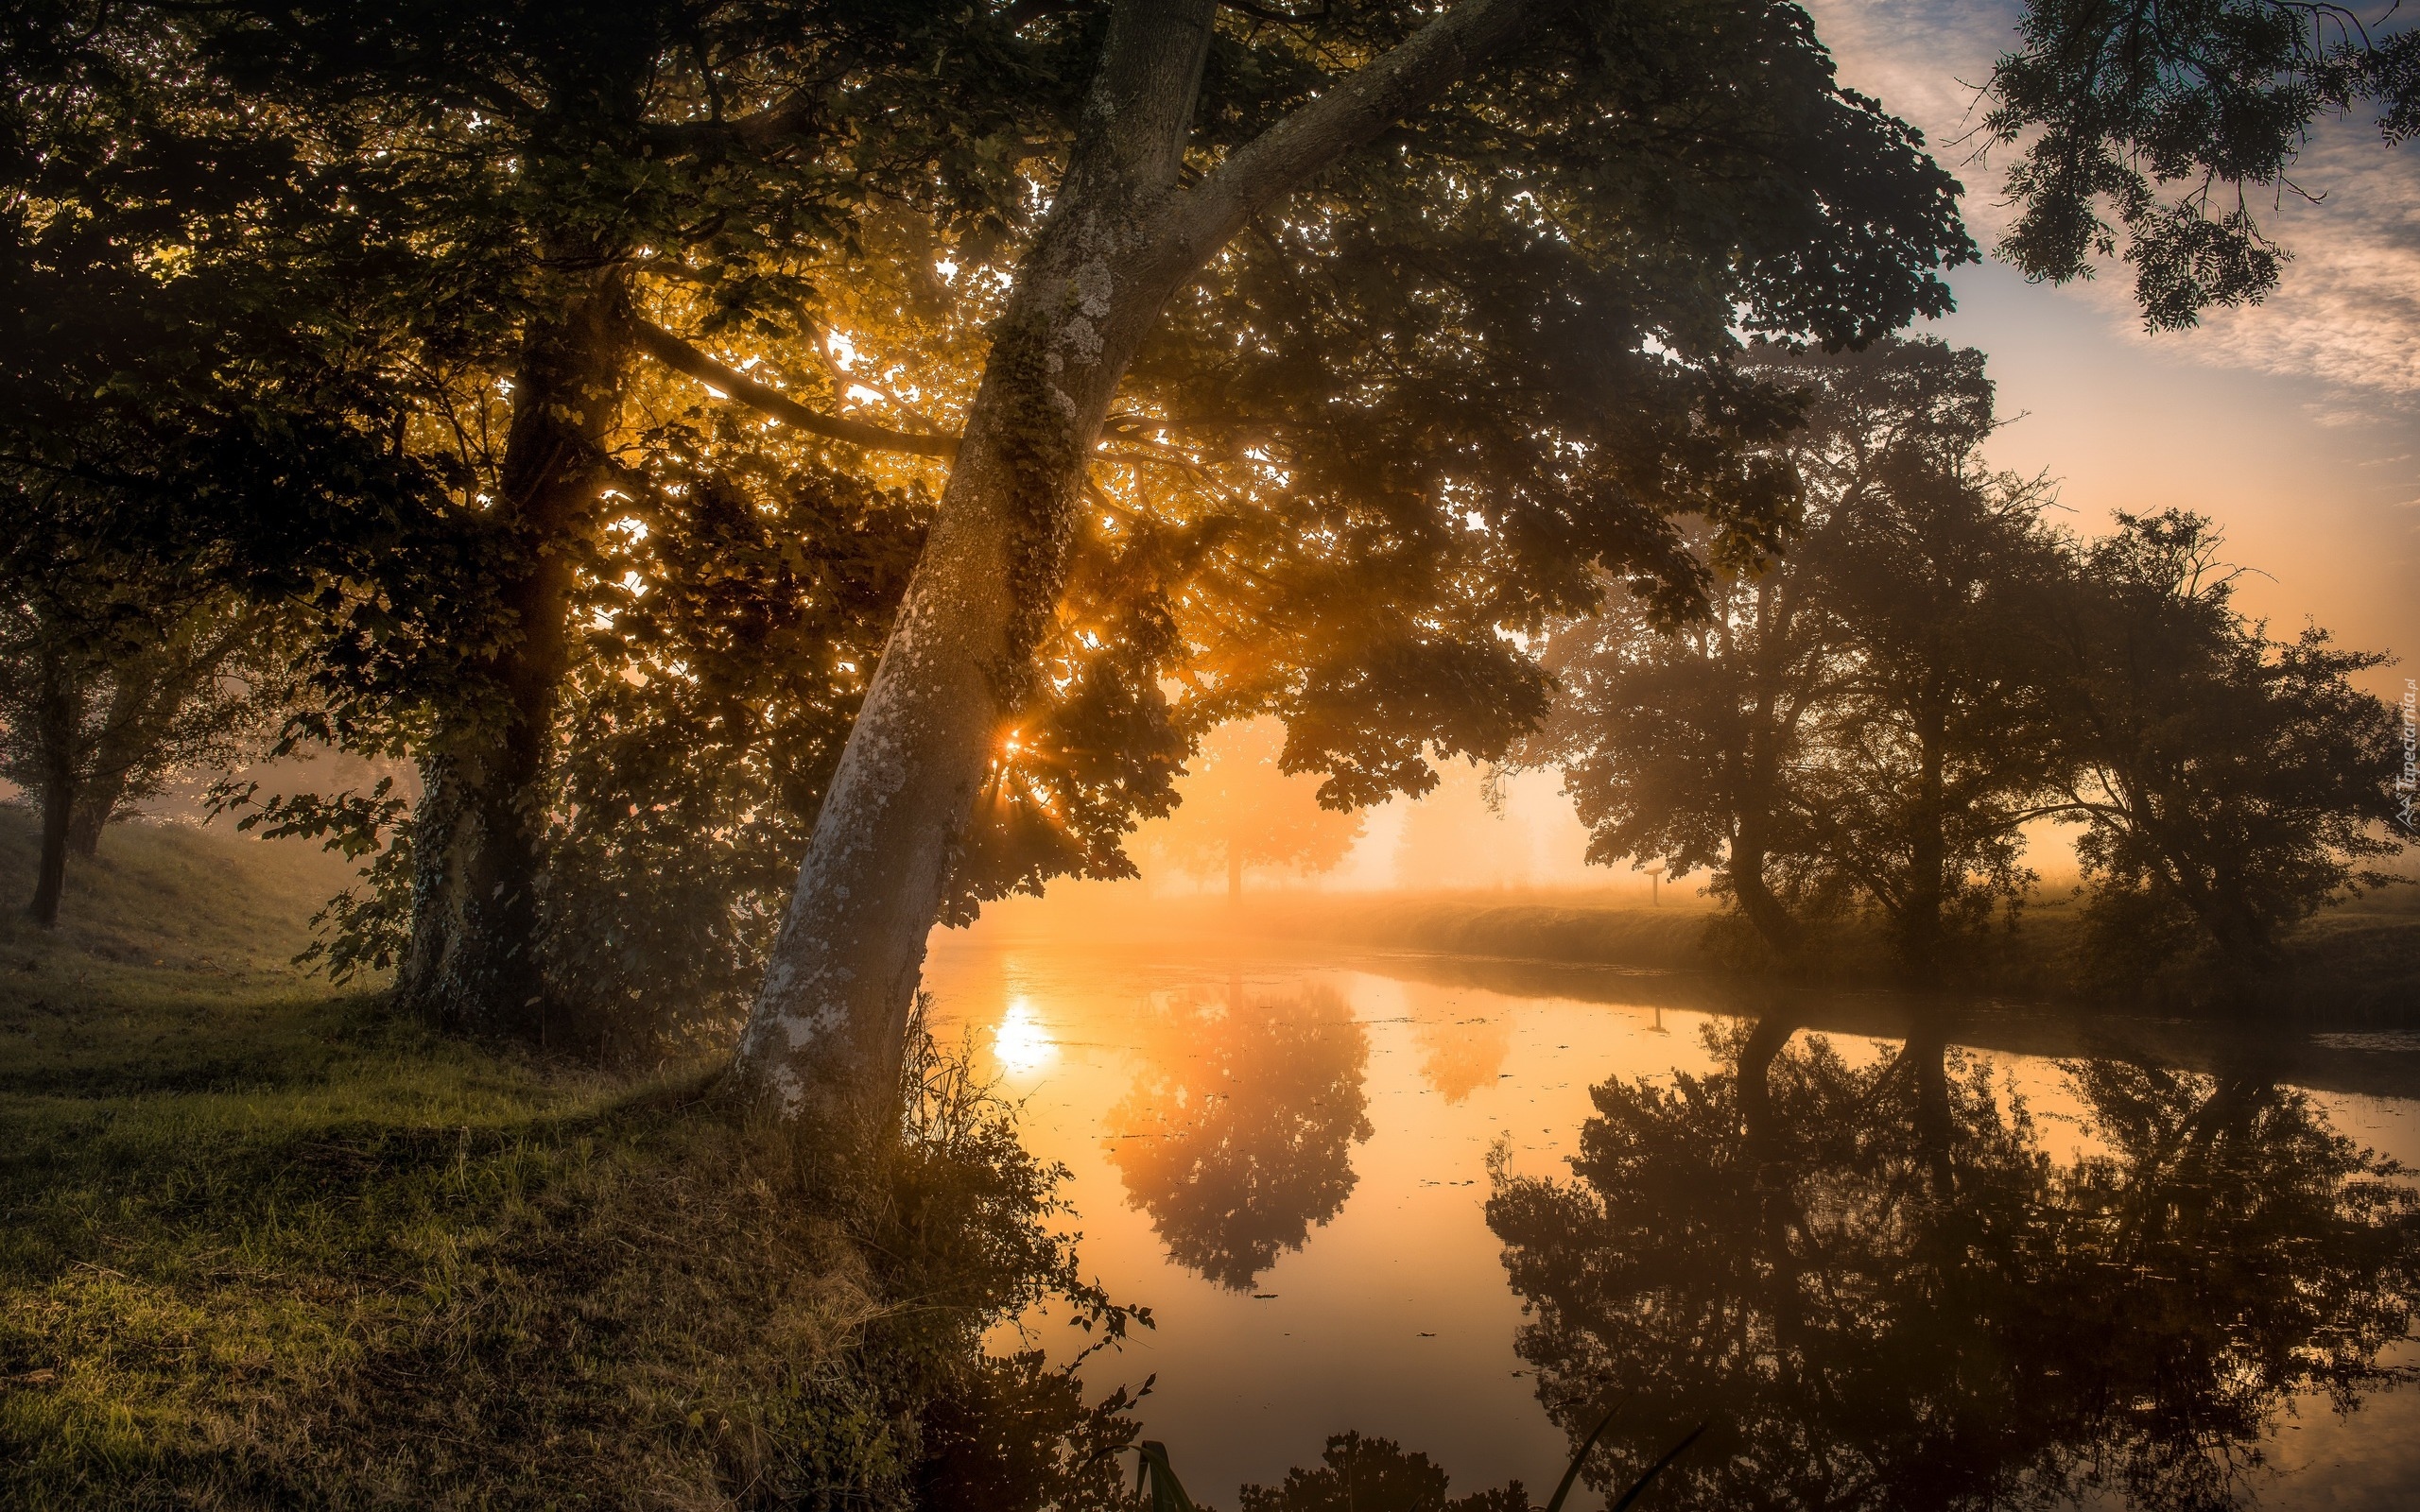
[2041,509,2405,975]
[1526,557,1838,958]
[1530,339,2066,981]
[1798,450,2066,985]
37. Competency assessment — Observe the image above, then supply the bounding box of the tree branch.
[1169,0,1570,261]
[627,318,961,459]
[641,91,823,153]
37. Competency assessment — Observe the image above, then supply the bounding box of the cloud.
[1806,0,2420,400]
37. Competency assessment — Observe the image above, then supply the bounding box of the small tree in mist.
[1392,760,1534,893]
[1146,719,1363,900]
[2042,510,2405,976]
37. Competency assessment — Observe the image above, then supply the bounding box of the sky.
[1211,1,2420,894]
[1810,0,2420,690]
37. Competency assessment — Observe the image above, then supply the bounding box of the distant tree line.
[1523,337,2406,991]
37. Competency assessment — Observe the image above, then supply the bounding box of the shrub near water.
[0,817,1143,1509]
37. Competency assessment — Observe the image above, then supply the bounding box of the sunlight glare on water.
[989,996,1059,1078]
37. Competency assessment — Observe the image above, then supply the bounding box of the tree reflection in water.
[1105,984,1374,1291]
[1488,1018,2420,1511]
[1411,998,1513,1105]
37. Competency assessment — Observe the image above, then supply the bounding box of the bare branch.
[627,318,961,459]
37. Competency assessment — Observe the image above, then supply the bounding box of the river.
[921,925,2420,1510]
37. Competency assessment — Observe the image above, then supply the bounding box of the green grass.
[0,814,1055,1508]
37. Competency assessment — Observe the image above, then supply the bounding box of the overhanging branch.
[1170,0,1567,261]
[628,318,960,459]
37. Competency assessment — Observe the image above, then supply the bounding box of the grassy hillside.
[0,813,1127,1508]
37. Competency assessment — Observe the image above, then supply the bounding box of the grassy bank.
[1065,881,2420,1017]
[1277,885,2410,1016]
[0,815,1132,1508]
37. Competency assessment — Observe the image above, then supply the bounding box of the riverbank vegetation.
[0,817,1145,1508]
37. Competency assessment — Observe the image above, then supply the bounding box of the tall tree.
[1530,339,2064,980]
[0,11,414,925]
[1527,558,1839,958]
[159,2,1060,1039]
[732,0,1974,1139]
[1799,452,2066,985]
[1991,1,2417,328]
[2041,509,2404,974]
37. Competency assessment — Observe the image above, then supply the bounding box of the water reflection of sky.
[920,936,2420,1509]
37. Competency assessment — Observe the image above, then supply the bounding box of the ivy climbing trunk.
[398,274,630,1040]
[734,0,1559,1145]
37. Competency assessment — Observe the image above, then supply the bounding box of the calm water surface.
[921,928,2420,1509]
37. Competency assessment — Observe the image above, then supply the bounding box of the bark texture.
[398,275,630,1040]
[734,0,1560,1140]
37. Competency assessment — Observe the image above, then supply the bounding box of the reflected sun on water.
[989,996,1059,1078]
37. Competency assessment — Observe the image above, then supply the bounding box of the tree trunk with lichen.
[733,1,1219,1148]
[397,275,628,1042]
[733,0,1556,1149]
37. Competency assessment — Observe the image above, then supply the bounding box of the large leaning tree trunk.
[734,0,1558,1141]
[398,272,631,1040]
